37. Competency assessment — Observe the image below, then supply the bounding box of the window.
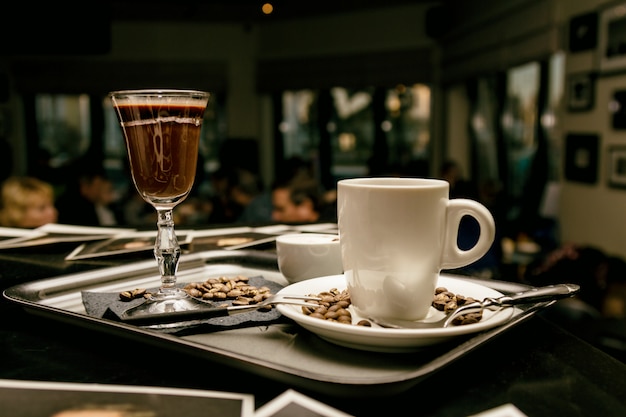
[543,52,565,182]
[383,84,431,170]
[278,84,432,184]
[35,94,92,170]
[501,62,541,202]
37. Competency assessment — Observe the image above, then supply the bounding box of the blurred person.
[56,162,121,227]
[523,243,626,359]
[230,168,264,209]
[238,190,272,223]
[271,175,335,224]
[234,168,273,223]
[203,167,266,225]
[439,159,477,199]
[0,176,58,228]
[205,167,238,224]
[241,156,330,224]
[0,135,13,184]
[121,192,155,227]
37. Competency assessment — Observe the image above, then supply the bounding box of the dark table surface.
[1,235,626,417]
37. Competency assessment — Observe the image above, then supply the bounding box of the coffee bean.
[118,288,150,302]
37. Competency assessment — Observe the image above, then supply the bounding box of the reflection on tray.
[0,224,135,249]
[65,230,193,260]
[65,229,279,260]
[0,223,337,254]
[0,227,46,246]
[0,226,43,240]
[190,231,280,251]
[187,224,339,252]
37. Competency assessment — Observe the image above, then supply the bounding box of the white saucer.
[276,274,518,352]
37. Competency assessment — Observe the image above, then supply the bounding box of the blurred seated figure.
[438,159,478,199]
[199,167,264,225]
[230,168,264,212]
[122,193,155,227]
[0,176,58,228]
[239,156,337,224]
[56,163,121,227]
[524,243,626,362]
[205,167,240,224]
[237,191,272,224]
[524,244,615,317]
[271,174,336,224]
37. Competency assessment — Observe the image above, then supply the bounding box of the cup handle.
[441,199,496,270]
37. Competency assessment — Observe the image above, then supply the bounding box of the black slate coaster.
[82,275,287,335]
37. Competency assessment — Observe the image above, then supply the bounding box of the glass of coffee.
[110,89,210,312]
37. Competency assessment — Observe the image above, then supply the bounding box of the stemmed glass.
[110,89,210,312]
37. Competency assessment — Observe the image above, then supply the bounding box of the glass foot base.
[130,290,203,315]
[152,287,188,301]
[144,297,202,314]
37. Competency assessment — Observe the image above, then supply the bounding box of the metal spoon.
[115,294,322,326]
[368,283,580,329]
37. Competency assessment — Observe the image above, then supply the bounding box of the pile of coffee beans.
[301,286,483,327]
[432,287,483,325]
[118,275,274,308]
[300,288,357,325]
[182,275,274,307]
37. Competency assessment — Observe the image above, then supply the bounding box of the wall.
[0,3,437,185]
[559,0,626,258]
[437,0,561,84]
[439,0,626,260]
[258,4,433,59]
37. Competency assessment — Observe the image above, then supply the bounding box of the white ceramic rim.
[338,177,448,189]
[275,233,340,245]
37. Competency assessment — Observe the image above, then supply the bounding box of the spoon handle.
[488,283,580,307]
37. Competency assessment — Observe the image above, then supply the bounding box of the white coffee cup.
[276,233,343,283]
[337,177,496,321]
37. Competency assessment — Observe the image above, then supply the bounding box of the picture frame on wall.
[610,89,626,129]
[569,11,598,53]
[567,72,595,111]
[599,2,626,72]
[608,146,626,188]
[564,133,599,185]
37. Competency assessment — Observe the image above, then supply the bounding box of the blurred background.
[0,0,621,272]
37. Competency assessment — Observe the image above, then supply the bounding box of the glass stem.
[154,208,181,295]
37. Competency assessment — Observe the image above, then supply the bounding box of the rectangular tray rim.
[3,250,546,397]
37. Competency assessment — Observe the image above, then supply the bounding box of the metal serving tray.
[3,250,548,397]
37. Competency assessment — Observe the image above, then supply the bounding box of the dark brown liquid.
[115,104,205,204]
